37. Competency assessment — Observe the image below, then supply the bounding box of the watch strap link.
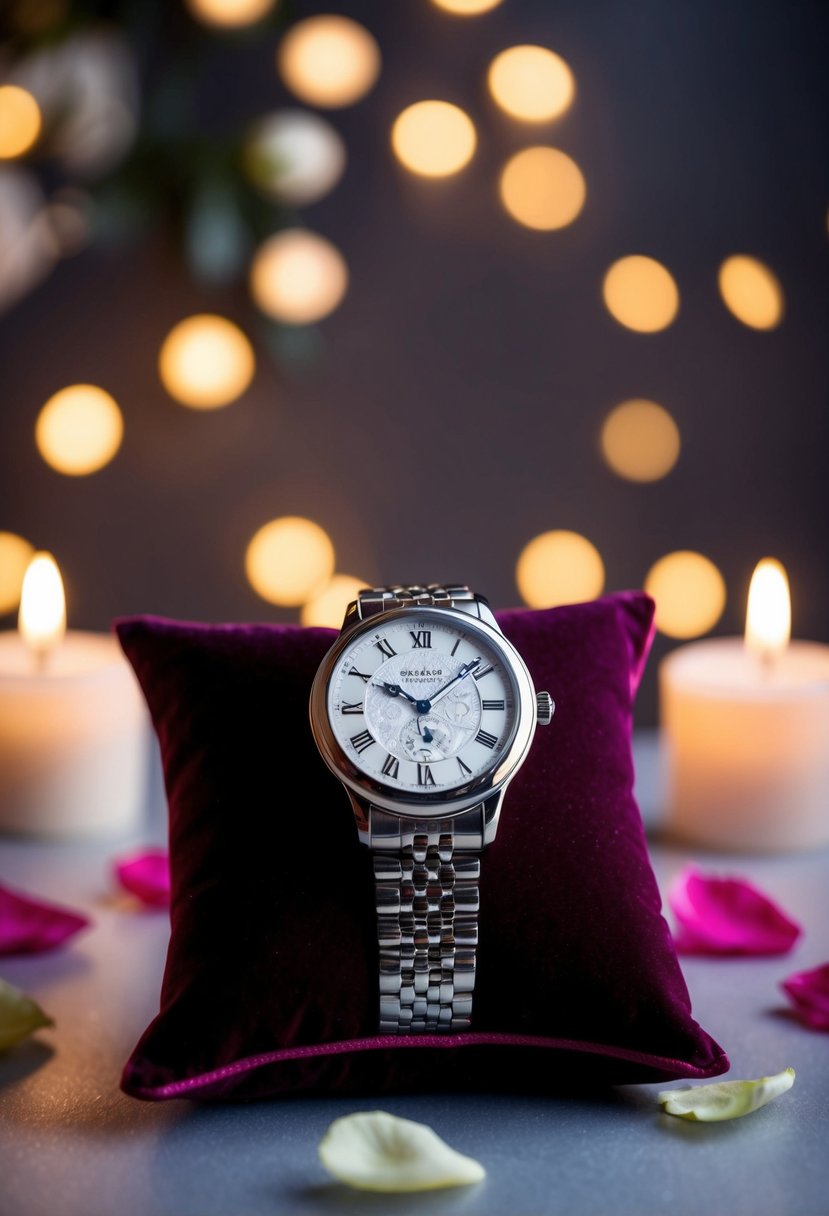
[374,821,480,1033]
[356,583,483,619]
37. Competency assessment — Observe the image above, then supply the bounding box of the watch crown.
[536,690,555,726]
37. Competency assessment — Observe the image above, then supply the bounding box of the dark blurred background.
[1,0,828,725]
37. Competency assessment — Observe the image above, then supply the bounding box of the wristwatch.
[308,583,554,1035]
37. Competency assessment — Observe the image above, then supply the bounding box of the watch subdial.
[400,714,454,762]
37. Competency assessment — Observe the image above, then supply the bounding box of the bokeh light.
[249,228,348,325]
[602,255,680,333]
[0,85,42,159]
[718,255,784,330]
[0,532,34,615]
[499,146,586,230]
[431,0,503,13]
[184,0,277,27]
[644,550,726,639]
[245,516,335,606]
[516,530,605,608]
[35,384,123,476]
[244,109,346,206]
[300,573,369,627]
[158,314,256,409]
[600,399,681,482]
[391,101,477,178]
[277,15,381,108]
[488,45,575,122]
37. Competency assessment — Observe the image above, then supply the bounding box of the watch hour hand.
[377,681,418,705]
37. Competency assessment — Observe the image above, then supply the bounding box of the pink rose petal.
[781,963,829,1031]
[668,865,802,956]
[114,848,170,909]
[0,882,90,955]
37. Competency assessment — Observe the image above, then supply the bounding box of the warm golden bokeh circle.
[276,15,381,108]
[158,314,256,409]
[0,85,41,159]
[249,229,348,325]
[300,573,369,627]
[431,0,503,13]
[245,516,336,606]
[35,384,124,476]
[600,399,681,482]
[644,550,726,639]
[499,146,586,230]
[516,530,605,608]
[602,255,680,333]
[391,100,477,178]
[718,255,784,330]
[488,45,575,122]
[184,0,277,28]
[0,531,35,615]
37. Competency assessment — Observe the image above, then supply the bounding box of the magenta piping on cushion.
[127,1033,730,1100]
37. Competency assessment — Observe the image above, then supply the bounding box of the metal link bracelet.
[359,584,484,1034]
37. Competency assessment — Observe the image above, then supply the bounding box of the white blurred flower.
[0,165,55,313]
[244,108,346,206]
[5,27,139,179]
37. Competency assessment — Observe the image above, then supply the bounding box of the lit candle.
[658,558,829,853]
[0,553,150,838]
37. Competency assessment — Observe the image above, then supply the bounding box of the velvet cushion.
[115,591,729,1102]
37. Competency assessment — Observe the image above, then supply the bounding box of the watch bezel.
[308,603,539,819]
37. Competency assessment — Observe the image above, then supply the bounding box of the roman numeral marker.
[456,757,472,777]
[481,699,505,711]
[410,630,431,649]
[475,729,498,749]
[381,754,399,779]
[472,664,494,681]
[348,666,372,684]
[350,729,375,754]
[341,701,363,714]
[417,763,436,786]
[375,637,396,659]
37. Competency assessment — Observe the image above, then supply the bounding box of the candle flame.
[745,557,790,662]
[18,552,66,663]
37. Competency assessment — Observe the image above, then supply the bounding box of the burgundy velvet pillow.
[115,591,728,1102]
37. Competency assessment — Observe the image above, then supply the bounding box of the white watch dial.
[326,614,518,794]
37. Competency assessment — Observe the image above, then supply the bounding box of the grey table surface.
[1,730,827,1216]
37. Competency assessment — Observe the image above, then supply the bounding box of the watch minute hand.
[427,658,481,709]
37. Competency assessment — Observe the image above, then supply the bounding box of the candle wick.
[31,645,52,675]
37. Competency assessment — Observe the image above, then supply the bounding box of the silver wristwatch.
[308,584,554,1034]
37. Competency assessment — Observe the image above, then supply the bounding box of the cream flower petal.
[0,977,54,1050]
[318,1110,486,1192]
[658,1068,795,1121]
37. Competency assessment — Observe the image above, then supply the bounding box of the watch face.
[314,607,530,803]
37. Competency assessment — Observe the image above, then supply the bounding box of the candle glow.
[745,558,791,662]
[18,552,66,662]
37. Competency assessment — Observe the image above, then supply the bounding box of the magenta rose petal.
[114,848,170,909]
[668,865,802,956]
[0,883,90,955]
[781,963,829,1031]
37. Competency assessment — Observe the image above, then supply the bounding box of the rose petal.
[0,977,54,1051]
[658,1067,795,1121]
[667,864,802,955]
[780,963,829,1031]
[318,1110,486,1192]
[113,848,170,908]
[0,882,90,955]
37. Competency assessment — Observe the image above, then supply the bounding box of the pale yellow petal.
[318,1109,486,1192]
[658,1068,795,1121]
[0,977,54,1050]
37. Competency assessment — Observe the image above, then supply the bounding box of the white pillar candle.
[659,559,829,853]
[0,553,150,839]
